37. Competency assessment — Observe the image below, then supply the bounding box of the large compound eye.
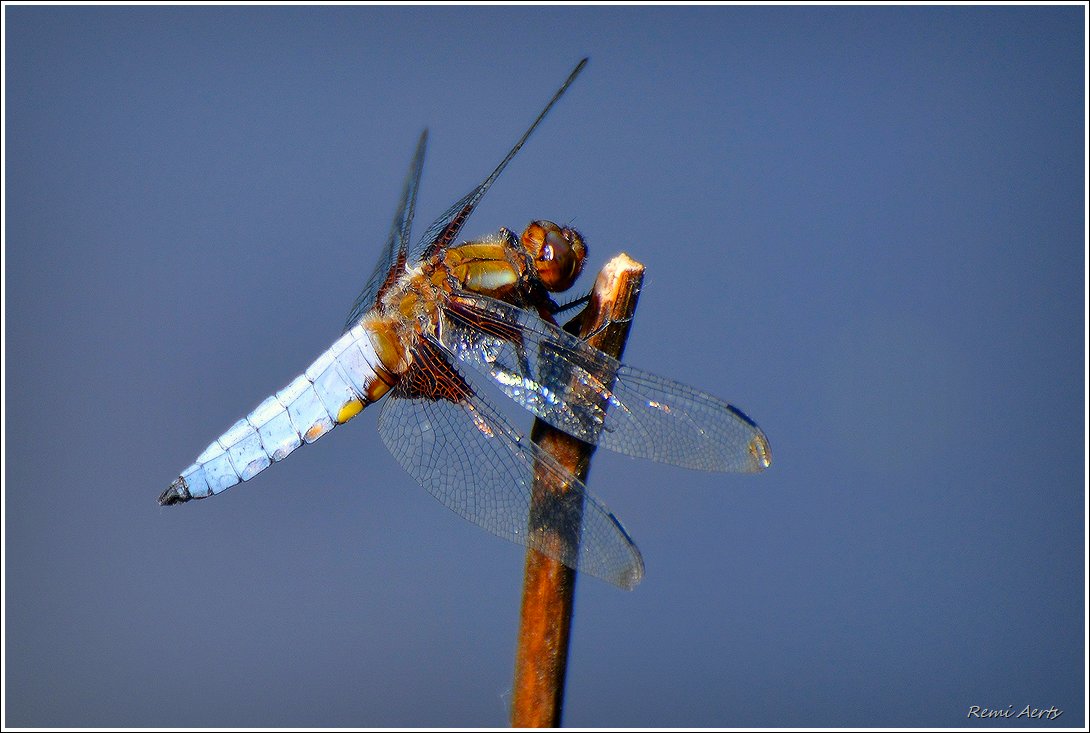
[521,220,587,293]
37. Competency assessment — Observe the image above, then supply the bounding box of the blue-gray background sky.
[5,5,1085,728]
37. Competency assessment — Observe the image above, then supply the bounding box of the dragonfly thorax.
[438,221,587,306]
[440,229,530,302]
[367,221,587,387]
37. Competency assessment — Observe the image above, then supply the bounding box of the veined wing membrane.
[437,293,772,473]
[344,129,428,332]
[375,341,644,589]
[408,59,587,266]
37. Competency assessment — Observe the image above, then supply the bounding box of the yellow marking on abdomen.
[337,399,364,424]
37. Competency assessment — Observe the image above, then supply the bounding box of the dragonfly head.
[521,220,587,293]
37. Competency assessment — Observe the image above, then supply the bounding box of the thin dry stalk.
[510,253,645,728]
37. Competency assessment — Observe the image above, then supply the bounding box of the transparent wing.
[407,58,587,266]
[343,129,428,332]
[376,344,644,590]
[435,293,772,473]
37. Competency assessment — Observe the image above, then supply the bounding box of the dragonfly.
[159,59,771,590]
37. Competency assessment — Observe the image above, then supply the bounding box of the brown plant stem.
[510,253,645,728]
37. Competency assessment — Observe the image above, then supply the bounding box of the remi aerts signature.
[967,705,1063,720]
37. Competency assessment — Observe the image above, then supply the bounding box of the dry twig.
[510,253,645,727]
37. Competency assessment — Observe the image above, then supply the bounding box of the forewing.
[436,293,772,473]
[375,340,644,590]
[344,129,428,332]
[407,59,587,266]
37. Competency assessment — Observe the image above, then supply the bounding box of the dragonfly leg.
[550,293,591,315]
[579,313,633,342]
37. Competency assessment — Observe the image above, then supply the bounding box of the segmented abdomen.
[160,321,394,504]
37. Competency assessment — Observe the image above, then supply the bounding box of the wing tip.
[724,404,772,471]
[617,554,645,591]
[748,431,772,472]
[603,510,645,590]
